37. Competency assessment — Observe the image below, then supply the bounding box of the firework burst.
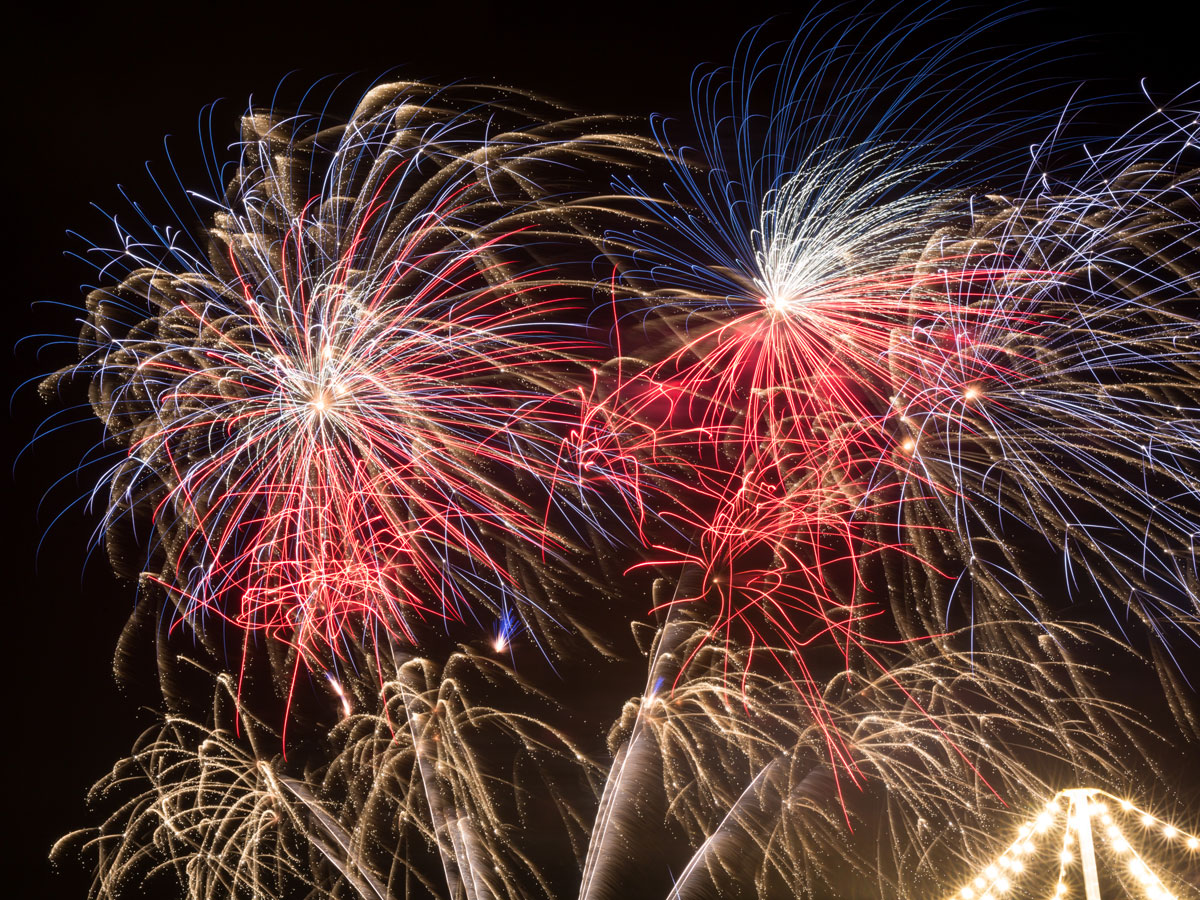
[589,8,1200,697]
[43,82,657,667]
[581,8,1069,674]
[885,98,1200,691]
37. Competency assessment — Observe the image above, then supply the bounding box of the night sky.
[8,2,1199,897]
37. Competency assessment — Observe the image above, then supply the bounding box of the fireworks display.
[19,3,1199,899]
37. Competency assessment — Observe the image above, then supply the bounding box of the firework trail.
[55,649,603,900]
[56,604,1164,900]
[584,609,1154,899]
[52,669,324,900]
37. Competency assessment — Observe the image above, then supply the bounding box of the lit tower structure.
[944,787,1199,900]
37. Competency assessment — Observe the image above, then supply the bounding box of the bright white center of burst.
[764,294,794,315]
[309,386,339,417]
[964,386,981,401]
[492,637,507,653]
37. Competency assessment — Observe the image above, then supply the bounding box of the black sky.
[7,2,1198,897]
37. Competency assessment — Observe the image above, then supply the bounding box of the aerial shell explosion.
[44,82,659,682]
[39,10,1200,900]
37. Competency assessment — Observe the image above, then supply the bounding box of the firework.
[58,606,1169,900]
[52,671,322,900]
[42,82,657,668]
[580,7,1069,677]
[943,788,1200,900]
[591,7,1200,699]
[55,650,603,900]
[891,116,1200,683]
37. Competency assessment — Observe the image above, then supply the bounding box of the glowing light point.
[310,390,332,414]
[764,293,792,314]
